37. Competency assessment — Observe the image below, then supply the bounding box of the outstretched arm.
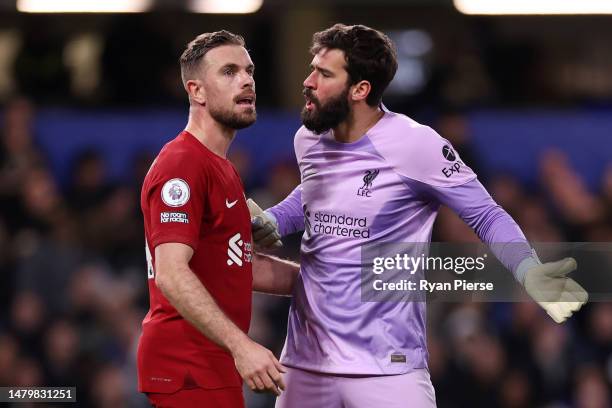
[374,122,587,323]
[422,178,588,323]
[423,178,536,281]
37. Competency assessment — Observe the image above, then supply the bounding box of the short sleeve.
[146,152,207,251]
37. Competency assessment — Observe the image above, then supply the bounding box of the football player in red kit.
[138,31,287,408]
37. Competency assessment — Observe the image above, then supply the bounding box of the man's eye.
[224,69,234,76]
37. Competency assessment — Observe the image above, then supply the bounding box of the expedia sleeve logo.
[441,145,463,178]
[442,145,456,161]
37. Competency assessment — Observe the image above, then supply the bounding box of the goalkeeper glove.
[247,199,282,249]
[522,257,588,324]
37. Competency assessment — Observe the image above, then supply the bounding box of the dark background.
[0,1,611,407]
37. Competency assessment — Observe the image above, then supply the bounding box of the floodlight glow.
[17,0,151,13]
[188,0,263,14]
[453,0,612,15]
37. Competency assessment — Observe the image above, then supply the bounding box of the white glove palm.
[523,257,588,323]
[247,199,282,249]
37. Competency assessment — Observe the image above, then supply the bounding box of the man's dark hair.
[180,30,245,85]
[311,24,397,106]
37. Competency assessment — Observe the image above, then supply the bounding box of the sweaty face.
[201,45,257,129]
[301,48,352,134]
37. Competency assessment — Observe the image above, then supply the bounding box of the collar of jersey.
[323,111,392,147]
[181,131,229,162]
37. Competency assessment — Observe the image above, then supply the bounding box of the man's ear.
[350,80,371,103]
[186,79,206,105]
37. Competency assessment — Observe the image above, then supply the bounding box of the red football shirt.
[137,131,253,393]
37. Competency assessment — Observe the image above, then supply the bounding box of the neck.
[185,105,236,158]
[332,105,384,143]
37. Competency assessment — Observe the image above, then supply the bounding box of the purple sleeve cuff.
[515,254,541,284]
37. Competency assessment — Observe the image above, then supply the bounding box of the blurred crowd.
[0,97,149,407]
[0,97,611,408]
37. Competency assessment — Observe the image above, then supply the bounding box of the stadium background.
[0,0,611,406]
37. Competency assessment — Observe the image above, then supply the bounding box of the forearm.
[252,253,300,296]
[156,265,247,353]
[423,179,536,281]
[464,201,534,274]
[267,185,304,236]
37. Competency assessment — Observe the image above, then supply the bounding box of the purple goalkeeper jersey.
[268,110,533,375]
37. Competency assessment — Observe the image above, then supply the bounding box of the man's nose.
[303,71,316,89]
[241,72,255,88]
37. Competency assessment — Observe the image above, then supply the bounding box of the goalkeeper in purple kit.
[249,24,588,408]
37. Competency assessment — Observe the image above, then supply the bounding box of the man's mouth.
[304,92,316,111]
[235,94,255,106]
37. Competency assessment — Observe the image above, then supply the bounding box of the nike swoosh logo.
[226,199,238,208]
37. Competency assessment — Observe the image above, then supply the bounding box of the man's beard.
[301,86,350,134]
[209,104,257,130]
